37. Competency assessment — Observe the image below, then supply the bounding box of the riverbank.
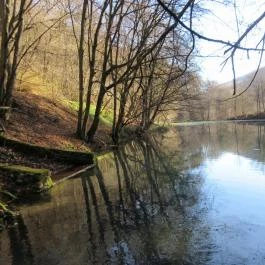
[0,90,102,220]
[2,122,265,264]
[164,119,265,127]
[229,112,265,121]
[0,91,112,172]
[0,145,67,173]
[5,91,113,151]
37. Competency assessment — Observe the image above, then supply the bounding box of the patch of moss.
[40,176,54,190]
[96,152,114,162]
[0,164,50,175]
[0,164,53,195]
[0,136,94,165]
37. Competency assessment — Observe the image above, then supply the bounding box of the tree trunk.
[0,0,9,104]
[111,84,118,143]
[4,0,26,107]
[86,89,105,142]
[81,79,92,139]
[76,0,88,137]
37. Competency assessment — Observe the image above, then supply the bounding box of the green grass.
[0,163,51,175]
[16,70,113,127]
[64,100,113,126]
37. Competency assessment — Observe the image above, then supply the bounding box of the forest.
[1,1,265,264]
[179,66,265,121]
[0,0,199,144]
[0,0,264,145]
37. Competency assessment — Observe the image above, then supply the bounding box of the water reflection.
[80,139,206,265]
[1,122,265,265]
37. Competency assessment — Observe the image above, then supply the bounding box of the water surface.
[1,122,265,265]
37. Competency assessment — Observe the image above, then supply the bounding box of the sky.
[194,0,265,84]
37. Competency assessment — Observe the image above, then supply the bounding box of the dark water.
[1,122,265,265]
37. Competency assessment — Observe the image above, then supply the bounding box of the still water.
[1,122,265,265]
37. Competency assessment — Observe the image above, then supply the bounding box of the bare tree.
[0,0,68,118]
[157,0,265,97]
[71,0,197,142]
[0,0,30,110]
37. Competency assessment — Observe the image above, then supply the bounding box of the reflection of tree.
[175,123,265,165]
[8,215,34,265]
[5,123,265,264]
[79,135,208,264]
[81,176,97,263]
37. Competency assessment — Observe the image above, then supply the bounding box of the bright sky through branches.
[196,0,265,84]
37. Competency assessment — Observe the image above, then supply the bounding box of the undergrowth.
[17,70,113,127]
[64,100,113,126]
[0,189,16,231]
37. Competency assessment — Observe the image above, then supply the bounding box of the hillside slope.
[197,66,265,121]
[4,91,111,151]
[218,66,265,90]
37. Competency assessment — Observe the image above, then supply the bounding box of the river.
[1,122,265,265]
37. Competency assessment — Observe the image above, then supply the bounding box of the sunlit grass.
[16,70,113,127]
[17,71,56,97]
[64,100,113,127]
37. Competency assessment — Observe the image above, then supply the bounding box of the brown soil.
[0,91,111,173]
[5,91,111,151]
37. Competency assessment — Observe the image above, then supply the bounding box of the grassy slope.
[64,100,113,126]
[18,70,113,125]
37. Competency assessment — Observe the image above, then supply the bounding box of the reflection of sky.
[191,152,265,264]
[201,152,265,223]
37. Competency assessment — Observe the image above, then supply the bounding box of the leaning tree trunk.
[86,89,105,142]
[0,0,9,106]
[4,1,25,107]
[0,0,27,110]
[76,0,88,138]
